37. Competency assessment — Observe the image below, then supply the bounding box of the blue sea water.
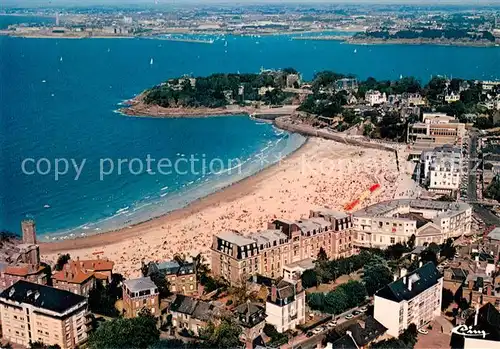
[1,27,500,239]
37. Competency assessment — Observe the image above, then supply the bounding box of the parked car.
[360,306,368,312]
[353,310,361,316]
[306,332,314,338]
[418,328,429,335]
[345,314,354,320]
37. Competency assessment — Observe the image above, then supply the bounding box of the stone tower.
[21,219,36,245]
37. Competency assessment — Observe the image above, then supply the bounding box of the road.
[467,133,478,201]
[285,304,370,349]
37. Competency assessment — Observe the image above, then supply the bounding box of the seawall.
[273,117,400,171]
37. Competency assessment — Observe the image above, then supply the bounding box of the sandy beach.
[40,138,406,278]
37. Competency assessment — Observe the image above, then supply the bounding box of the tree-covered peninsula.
[142,69,300,108]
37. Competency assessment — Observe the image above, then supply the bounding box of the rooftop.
[253,229,288,246]
[487,227,500,241]
[311,208,349,220]
[52,261,94,284]
[375,262,442,302]
[0,280,86,314]
[354,199,470,219]
[216,231,256,247]
[123,276,157,292]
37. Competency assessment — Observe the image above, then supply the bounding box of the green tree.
[399,323,418,348]
[338,280,367,308]
[199,318,242,348]
[362,255,393,296]
[307,292,325,310]
[301,269,318,288]
[324,289,348,314]
[442,288,454,311]
[29,341,60,349]
[88,312,160,349]
[317,247,328,261]
[55,254,70,271]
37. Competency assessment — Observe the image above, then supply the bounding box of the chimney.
[400,268,407,278]
[271,284,278,302]
[468,279,474,289]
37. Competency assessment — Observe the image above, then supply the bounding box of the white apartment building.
[420,145,462,194]
[353,199,472,248]
[365,90,387,106]
[266,278,305,333]
[374,262,443,337]
[0,281,89,348]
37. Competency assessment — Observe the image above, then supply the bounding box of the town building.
[419,145,462,194]
[169,294,221,336]
[122,276,159,318]
[444,91,461,103]
[51,257,114,296]
[374,262,443,337]
[459,303,500,349]
[0,280,89,348]
[233,302,267,348]
[52,262,95,297]
[329,317,387,349]
[211,208,354,285]
[335,78,358,92]
[353,199,472,248]
[407,113,466,160]
[146,260,197,296]
[282,258,315,282]
[0,220,47,291]
[286,73,301,88]
[365,90,387,106]
[265,278,305,333]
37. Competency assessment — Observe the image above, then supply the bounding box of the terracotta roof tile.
[4,264,45,277]
[52,262,94,284]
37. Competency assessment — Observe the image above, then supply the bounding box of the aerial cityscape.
[1,1,500,348]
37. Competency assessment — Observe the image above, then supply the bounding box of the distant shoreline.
[346,37,498,48]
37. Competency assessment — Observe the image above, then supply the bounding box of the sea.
[1,16,500,240]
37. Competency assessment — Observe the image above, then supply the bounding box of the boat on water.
[60,56,63,62]
[150,58,154,65]
[354,49,357,53]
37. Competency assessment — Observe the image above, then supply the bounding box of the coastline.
[346,37,498,47]
[40,134,407,278]
[39,135,311,253]
[120,93,299,118]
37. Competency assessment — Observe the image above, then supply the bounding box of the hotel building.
[0,280,89,349]
[419,145,462,194]
[374,262,443,337]
[407,113,466,160]
[353,199,471,248]
[211,209,354,285]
